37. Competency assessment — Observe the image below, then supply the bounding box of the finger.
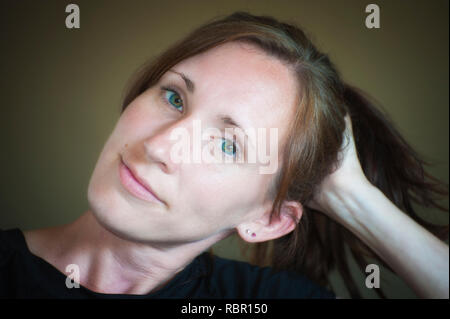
[344,114,354,135]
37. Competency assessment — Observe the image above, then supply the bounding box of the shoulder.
[0,228,37,275]
[0,228,75,298]
[202,253,335,299]
[0,228,29,296]
[0,227,50,260]
[0,227,57,275]
[0,228,25,258]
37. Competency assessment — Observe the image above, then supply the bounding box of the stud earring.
[246,229,256,237]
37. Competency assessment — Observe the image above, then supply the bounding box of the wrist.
[321,175,375,212]
[320,177,383,233]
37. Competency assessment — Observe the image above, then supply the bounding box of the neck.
[51,210,230,295]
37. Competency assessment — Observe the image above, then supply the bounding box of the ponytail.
[345,84,448,234]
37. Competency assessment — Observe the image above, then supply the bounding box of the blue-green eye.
[221,138,237,157]
[163,89,183,112]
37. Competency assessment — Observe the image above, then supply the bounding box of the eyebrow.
[219,115,244,134]
[168,69,253,149]
[218,114,253,150]
[168,69,195,93]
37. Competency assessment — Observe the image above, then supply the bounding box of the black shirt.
[0,228,335,299]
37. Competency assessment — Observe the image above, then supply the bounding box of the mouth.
[119,157,165,205]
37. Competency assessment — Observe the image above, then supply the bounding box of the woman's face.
[87,42,299,244]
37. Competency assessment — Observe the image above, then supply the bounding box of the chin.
[86,179,160,243]
[86,171,127,237]
[86,196,141,243]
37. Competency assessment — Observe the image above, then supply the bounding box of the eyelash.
[160,85,184,113]
[159,85,242,159]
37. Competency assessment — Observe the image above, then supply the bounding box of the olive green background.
[0,0,448,298]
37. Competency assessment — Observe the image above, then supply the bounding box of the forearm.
[323,180,449,298]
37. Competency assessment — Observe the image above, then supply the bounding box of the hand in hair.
[306,114,449,299]
[306,114,370,220]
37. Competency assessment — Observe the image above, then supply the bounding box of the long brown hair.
[120,12,449,298]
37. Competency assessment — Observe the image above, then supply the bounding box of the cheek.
[117,102,149,135]
[181,168,265,224]
[118,92,165,134]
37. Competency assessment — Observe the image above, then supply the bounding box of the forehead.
[169,42,299,140]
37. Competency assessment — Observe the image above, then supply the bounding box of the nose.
[143,117,195,175]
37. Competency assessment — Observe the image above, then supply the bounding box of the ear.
[236,200,303,243]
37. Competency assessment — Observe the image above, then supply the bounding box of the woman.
[1,11,448,299]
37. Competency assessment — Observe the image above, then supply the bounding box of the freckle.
[125,144,128,148]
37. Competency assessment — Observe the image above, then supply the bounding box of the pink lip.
[119,159,164,205]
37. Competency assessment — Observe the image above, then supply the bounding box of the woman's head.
[87,12,348,246]
[87,12,349,246]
